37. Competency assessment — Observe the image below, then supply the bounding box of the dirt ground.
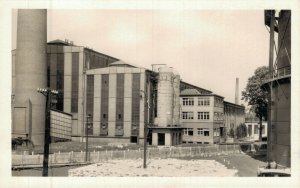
[12,153,266,177]
[68,158,238,177]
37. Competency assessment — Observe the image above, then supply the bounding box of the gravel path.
[68,158,238,177]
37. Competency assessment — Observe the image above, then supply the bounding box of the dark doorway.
[130,136,138,143]
[158,133,165,145]
[147,129,152,145]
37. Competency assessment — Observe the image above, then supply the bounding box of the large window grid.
[182,98,194,106]
[214,112,224,121]
[116,74,124,136]
[214,97,223,108]
[197,128,210,136]
[183,128,193,136]
[86,75,94,135]
[71,53,79,113]
[100,74,109,136]
[182,112,194,119]
[131,73,140,136]
[198,112,210,120]
[56,53,64,111]
[198,98,210,106]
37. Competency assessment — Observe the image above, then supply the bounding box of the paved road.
[12,153,266,177]
[12,165,84,177]
[212,154,267,177]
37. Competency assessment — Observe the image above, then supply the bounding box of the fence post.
[97,151,100,162]
[111,150,113,159]
[123,150,126,159]
[233,144,236,153]
[190,147,192,156]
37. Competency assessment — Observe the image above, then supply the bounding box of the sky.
[12,9,270,106]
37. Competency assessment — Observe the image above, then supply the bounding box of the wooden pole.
[267,10,275,163]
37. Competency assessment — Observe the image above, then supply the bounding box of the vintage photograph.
[10,8,291,178]
[1,0,298,186]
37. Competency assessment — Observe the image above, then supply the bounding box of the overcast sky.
[12,9,270,105]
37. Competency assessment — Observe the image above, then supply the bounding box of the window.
[214,112,224,121]
[214,97,223,108]
[182,98,194,106]
[184,128,193,136]
[254,124,259,134]
[182,112,194,119]
[213,128,220,136]
[197,128,209,136]
[71,53,79,112]
[198,98,210,106]
[262,125,265,134]
[198,112,210,120]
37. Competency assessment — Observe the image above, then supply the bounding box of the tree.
[242,66,269,141]
[236,124,247,139]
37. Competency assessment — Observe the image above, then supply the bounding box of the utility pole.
[37,88,58,177]
[141,90,149,169]
[267,10,275,164]
[85,114,92,162]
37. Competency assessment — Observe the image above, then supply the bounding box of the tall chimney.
[13,9,47,145]
[235,78,239,105]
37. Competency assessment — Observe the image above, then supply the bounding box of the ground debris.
[68,158,237,177]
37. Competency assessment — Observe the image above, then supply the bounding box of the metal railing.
[264,66,291,82]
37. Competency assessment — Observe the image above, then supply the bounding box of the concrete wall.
[13,9,47,145]
[271,82,290,167]
[156,67,174,127]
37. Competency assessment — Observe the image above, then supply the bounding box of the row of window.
[182,97,211,106]
[213,112,224,121]
[214,98,223,108]
[182,112,210,120]
[183,128,210,136]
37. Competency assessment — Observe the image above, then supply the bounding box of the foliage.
[229,128,235,138]
[242,66,269,141]
[242,66,269,120]
[236,124,248,139]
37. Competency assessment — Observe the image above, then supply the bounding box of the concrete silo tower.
[13,9,47,145]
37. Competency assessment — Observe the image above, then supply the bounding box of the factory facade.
[12,9,245,147]
[12,39,246,146]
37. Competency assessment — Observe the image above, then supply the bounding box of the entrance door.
[158,133,165,145]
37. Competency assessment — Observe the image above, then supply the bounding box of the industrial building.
[180,89,245,144]
[12,9,245,147]
[262,10,291,168]
[180,89,224,144]
[223,101,246,140]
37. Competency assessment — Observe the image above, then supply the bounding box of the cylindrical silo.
[14,9,47,145]
[270,10,291,167]
[172,71,180,126]
[157,67,174,127]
